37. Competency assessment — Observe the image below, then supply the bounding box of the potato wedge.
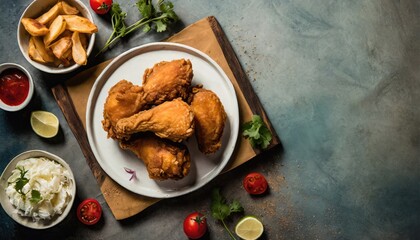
[71,31,87,65]
[36,3,61,25]
[62,47,72,59]
[50,36,72,59]
[60,59,72,67]
[60,48,73,67]
[21,18,49,36]
[79,33,88,50]
[61,1,80,14]
[44,15,67,46]
[28,37,47,63]
[58,29,73,38]
[62,15,98,33]
[31,36,55,62]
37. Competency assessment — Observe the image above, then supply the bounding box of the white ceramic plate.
[86,42,239,198]
[0,150,76,229]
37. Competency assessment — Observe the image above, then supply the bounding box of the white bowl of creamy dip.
[0,150,76,229]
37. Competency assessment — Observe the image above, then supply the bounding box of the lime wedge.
[30,111,59,138]
[235,216,264,240]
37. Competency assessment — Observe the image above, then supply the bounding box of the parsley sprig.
[211,188,243,240]
[242,115,273,149]
[12,166,42,204]
[97,0,178,55]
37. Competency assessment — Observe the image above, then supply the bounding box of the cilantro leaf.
[96,2,128,56]
[142,23,152,33]
[137,0,153,19]
[155,19,167,32]
[30,190,42,204]
[211,188,243,239]
[158,1,178,22]
[110,3,127,35]
[230,200,243,213]
[242,115,272,149]
[98,0,179,55]
[11,167,43,204]
[14,166,29,196]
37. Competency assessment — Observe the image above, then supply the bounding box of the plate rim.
[86,42,239,198]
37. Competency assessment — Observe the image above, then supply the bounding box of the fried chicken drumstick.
[115,98,195,142]
[120,133,191,180]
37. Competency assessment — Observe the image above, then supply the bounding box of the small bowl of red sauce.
[0,63,34,112]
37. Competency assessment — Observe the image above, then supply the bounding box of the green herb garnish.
[12,166,42,203]
[14,166,29,196]
[211,188,243,240]
[97,0,178,55]
[242,115,272,149]
[30,190,42,204]
[99,2,127,56]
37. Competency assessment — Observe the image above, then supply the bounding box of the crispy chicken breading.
[102,80,145,139]
[120,133,191,180]
[142,59,193,105]
[115,98,195,142]
[190,87,227,154]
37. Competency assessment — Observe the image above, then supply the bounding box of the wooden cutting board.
[52,16,280,220]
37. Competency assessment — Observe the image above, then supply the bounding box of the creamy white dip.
[5,157,73,221]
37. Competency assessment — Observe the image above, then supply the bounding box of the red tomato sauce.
[0,68,30,106]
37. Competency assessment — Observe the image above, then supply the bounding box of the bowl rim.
[0,149,76,229]
[17,0,96,74]
[0,63,34,112]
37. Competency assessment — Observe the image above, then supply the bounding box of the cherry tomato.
[243,172,268,195]
[183,212,207,239]
[77,198,102,225]
[90,0,113,15]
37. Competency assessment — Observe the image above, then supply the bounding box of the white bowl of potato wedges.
[18,0,97,74]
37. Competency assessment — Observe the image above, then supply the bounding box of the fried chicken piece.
[120,133,191,180]
[190,87,227,154]
[115,98,195,142]
[102,80,146,139]
[142,59,193,105]
[102,59,193,139]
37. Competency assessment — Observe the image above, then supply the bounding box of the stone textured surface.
[1,0,419,239]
